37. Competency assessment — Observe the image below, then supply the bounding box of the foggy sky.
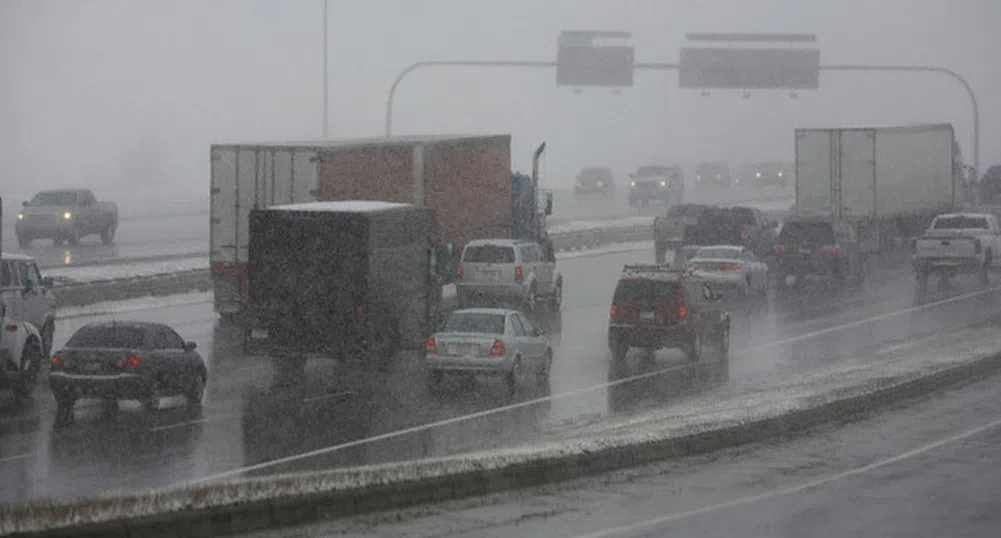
[1,0,998,199]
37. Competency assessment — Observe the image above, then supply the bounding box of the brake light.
[4,324,16,332]
[975,239,983,254]
[51,355,69,370]
[355,306,364,322]
[721,263,742,271]
[490,339,506,357]
[456,265,463,280]
[685,263,695,271]
[514,266,523,281]
[610,304,617,319]
[740,230,748,240]
[821,246,838,256]
[426,337,437,355]
[774,246,788,256]
[679,306,686,318]
[116,356,142,370]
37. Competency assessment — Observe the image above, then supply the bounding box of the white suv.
[456,239,563,312]
[1,253,55,402]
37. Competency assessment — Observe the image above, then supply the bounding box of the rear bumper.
[49,372,151,399]
[913,256,983,274]
[426,355,515,375]
[608,324,693,349]
[776,256,835,276]
[456,283,527,304]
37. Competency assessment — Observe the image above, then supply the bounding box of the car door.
[20,260,54,333]
[506,313,528,360]
[512,313,545,363]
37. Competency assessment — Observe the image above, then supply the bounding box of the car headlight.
[660,180,667,187]
[697,175,702,181]
[62,212,72,220]
[17,213,23,220]
[778,171,784,177]
[756,172,762,178]
[597,181,603,187]
[630,180,636,187]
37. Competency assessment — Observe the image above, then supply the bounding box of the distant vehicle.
[49,321,206,417]
[678,206,776,258]
[694,162,732,189]
[653,203,711,263]
[1,253,57,356]
[912,212,1001,291]
[0,300,44,404]
[736,162,790,189]
[426,308,552,392]
[245,201,446,377]
[727,206,779,258]
[456,238,563,312]
[773,216,864,289]
[629,165,685,207]
[607,264,730,363]
[686,245,770,298]
[15,189,118,247]
[978,165,1001,205]
[574,167,616,198]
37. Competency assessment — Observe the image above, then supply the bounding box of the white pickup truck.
[912,212,1001,290]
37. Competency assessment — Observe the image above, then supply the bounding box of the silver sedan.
[686,245,770,297]
[425,308,552,391]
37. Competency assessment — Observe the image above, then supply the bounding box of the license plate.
[83,362,103,373]
[799,248,812,254]
[251,329,268,339]
[449,344,471,355]
[640,311,655,320]
[480,271,499,281]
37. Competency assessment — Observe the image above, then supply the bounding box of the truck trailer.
[794,123,964,254]
[210,135,552,324]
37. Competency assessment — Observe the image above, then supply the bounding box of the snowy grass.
[2,322,998,535]
[56,291,214,320]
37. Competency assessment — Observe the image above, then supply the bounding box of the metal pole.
[384,60,979,179]
[321,0,329,139]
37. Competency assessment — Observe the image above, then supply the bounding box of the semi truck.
[794,123,964,254]
[245,201,444,379]
[209,134,552,324]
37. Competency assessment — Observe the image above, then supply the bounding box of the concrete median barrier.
[48,223,658,309]
[3,324,1000,537]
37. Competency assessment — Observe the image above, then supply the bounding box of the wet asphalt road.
[261,353,1001,538]
[3,242,998,505]
[3,186,790,269]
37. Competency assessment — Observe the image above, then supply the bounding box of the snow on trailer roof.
[212,133,510,150]
[268,201,413,213]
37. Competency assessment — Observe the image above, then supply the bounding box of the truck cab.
[16,189,119,247]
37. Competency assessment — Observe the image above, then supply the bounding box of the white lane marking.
[185,285,1001,486]
[0,453,32,464]
[149,413,239,433]
[574,416,1001,537]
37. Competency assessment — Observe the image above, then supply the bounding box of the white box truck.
[794,123,964,254]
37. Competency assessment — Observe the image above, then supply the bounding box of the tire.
[55,391,76,416]
[549,280,563,310]
[981,251,992,286]
[100,222,116,244]
[16,234,31,248]
[427,370,443,391]
[523,286,538,313]
[536,351,552,386]
[67,227,81,247]
[41,322,54,358]
[185,372,206,406]
[685,330,703,361]
[719,325,730,356]
[11,339,42,401]
[506,358,522,393]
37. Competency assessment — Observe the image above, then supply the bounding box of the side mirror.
[183,341,197,351]
[42,276,54,287]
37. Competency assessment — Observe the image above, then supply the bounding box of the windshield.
[29,191,77,206]
[462,245,515,264]
[614,279,678,302]
[66,325,147,349]
[693,247,742,260]
[443,312,506,334]
[932,216,989,229]
[779,222,835,244]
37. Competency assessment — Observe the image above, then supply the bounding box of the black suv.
[574,167,616,198]
[607,264,730,363]
[773,217,864,288]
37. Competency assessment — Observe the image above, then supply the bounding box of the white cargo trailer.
[794,124,963,253]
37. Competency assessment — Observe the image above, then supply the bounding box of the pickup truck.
[912,212,1001,290]
[15,189,118,247]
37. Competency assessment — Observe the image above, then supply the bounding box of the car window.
[520,246,539,263]
[509,314,528,336]
[517,314,538,336]
[0,261,15,288]
[162,326,187,348]
[443,312,506,335]
[24,262,42,288]
[15,262,28,288]
[779,222,835,244]
[614,279,678,302]
[932,216,990,229]
[67,325,148,349]
[151,327,173,349]
[29,191,78,206]
[694,247,741,260]
[702,283,714,300]
[462,245,515,264]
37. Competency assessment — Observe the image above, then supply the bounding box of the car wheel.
[685,330,702,361]
[100,223,116,244]
[54,391,76,416]
[506,358,522,393]
[719,325,730,356]
[67,227,81,247]
[427,370,444,391]
[524,286,538,313]
[16,234,31,248]
[12,338,42,401]
[185,372,206,406]
[550,281,563,310]
[537,350,552,380]
[41,322,54,357]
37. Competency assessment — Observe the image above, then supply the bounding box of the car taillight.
[456,265,463,280]
[426,337,437,355]
[4,324,16,332]
[740,230,748,240]
[721,263,742,271]
[490,339,506,357]
[51,355,69,370]
[355,306,364,322]
[685,263,694,271]
[975,239,983,254]
[116,356,141,370]
[821,246,838,256]
[514,266,523,281]
[610,304,617,319]
[774,245,787,256]
[679,306,686,318]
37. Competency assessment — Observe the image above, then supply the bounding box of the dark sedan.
[49,321,207,416]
